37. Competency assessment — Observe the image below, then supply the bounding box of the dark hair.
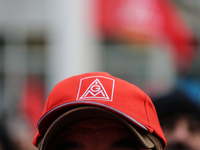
[152,88,200,122]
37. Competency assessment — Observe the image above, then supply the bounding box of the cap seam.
[144,94,151,128]
[46,94,51,111]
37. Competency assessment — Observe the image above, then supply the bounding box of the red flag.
[97,0,166,42]
[96,0,197,72]
[159,0,197,72]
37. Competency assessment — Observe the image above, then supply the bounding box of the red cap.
[33,72,166,148]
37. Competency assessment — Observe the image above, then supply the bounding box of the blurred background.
[0,0,200,149]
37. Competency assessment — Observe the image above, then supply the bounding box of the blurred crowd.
[0,0,200,150]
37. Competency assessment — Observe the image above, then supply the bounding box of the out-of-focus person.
[153,88,200,150]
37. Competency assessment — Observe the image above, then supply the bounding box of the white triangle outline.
[79,78,110,100]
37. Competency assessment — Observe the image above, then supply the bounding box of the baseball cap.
[33,72,166,149]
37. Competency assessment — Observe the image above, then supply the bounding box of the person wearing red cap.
[33,72,166,150]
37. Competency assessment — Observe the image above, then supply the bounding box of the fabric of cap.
[33,72,166,149]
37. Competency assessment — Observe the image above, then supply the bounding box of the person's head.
[153,89,200,150]
[33,72,166,150]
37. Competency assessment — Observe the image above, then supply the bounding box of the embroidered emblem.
[76,76,115,101]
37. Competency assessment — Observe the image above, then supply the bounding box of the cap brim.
[38,106,155,150]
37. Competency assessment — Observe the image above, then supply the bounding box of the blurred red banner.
[20,75,45,131]
[97,0,197,72]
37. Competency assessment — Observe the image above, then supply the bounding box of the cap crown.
[33,72,166,148]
